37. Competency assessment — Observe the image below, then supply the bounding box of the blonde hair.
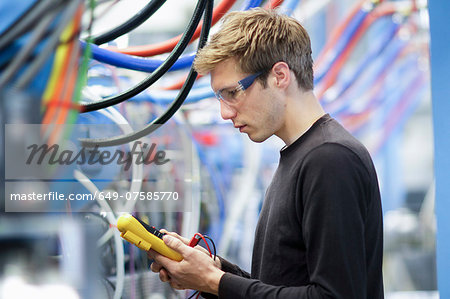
[193,8,314,90]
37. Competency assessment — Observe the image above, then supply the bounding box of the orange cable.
[109,0,237,57]
[316,3,397,99]
[314,0,366,68]
[161,0,284,90]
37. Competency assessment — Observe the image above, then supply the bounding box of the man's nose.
[219,100,237,120]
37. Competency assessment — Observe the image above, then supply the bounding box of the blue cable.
[137,85,215,104]
[335,20,398,99]
[314,7,370,84]
[359,54,418,122]
[280,0,301,16]
[84,0,264,73]
[240,0,262,10]
[357,72,426,146]
[328,36,407,116]
[0,0,38,35]
[82,41,194,72]
[332,48,416,125]
[347,54,420,136]
[192,138,227,242]
[322,17,399,104]
[84,0,301,73]
[117,0,302,105]
[80,0,300,109]
[378,60,418,123]
[391,77,427,134]
[346,37,406,102]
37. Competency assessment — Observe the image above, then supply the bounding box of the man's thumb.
[164,235,188,255]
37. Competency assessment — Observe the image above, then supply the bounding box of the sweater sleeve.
[218,256,251,278]
[199,256,251,299]
[218,143,373,299]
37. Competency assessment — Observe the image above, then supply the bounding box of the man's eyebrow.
[217,84,238,93]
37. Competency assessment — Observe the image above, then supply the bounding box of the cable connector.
[188,234,202,247]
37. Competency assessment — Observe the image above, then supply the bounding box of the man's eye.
[224,89,238,99]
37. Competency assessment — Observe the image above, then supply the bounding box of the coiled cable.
[108,0,234,57]
[79,0,213,147]
[91,0,166,45]
[80,0,207,113]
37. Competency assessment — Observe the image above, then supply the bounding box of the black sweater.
[216,114,384,298]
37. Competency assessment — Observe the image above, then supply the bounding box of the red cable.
[186,233,211,299]
[109,0,285,58]
[194,233,213,257]
[43,6,83,126]
[161,0,284,90]
[316,3,397,99]
[109,0,237,57]
[372,74,424,155]
[314,0,365,68]
[163,74,203,90]
[265,0,284,9]
[325,11,413,110]
[412,0,418,12]
[159,0,285,90]
[43,4,83,146]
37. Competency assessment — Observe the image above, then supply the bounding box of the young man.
[148,8,384,298]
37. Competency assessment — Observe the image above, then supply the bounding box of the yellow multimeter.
[117,214,183,261]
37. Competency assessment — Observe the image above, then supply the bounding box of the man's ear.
[271,61,291,89]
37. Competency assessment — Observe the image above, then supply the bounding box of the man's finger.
[169,280,185,290]
[163,235,190,256]
[161,229,190,245]
[152,248,178,272]
[147,250,156,260]
[150,260,163,273]
[159,268,170,282]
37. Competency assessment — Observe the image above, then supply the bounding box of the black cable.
[15,0,81,89]
[103,277,116,291]
[204,235,217,260]
[186,234,216,299]
[0,0,40,39]
[187,290,199,299]
[0,0,64,53]
[79,0,213,148]
[92,0,166,45]
[80,0,207,114]
[0,25,81,74]
[0,7,60,90]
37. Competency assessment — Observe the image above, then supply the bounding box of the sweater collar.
[280,114,331,156]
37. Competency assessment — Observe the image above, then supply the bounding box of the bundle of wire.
[186,232,217,299]
[0,0,90,144]
[74,0,429,260]
[78,0,286,148]
[0,2,430,298]
[76,0,429,263]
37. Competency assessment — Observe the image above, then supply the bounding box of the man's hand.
[148,231,224,294]
[148,230,190,283]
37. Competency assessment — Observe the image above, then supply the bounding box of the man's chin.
[247,133,269,143]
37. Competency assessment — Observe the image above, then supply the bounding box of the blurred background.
[0,0,444,298]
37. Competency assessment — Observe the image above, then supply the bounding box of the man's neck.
[276,90,325,146]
